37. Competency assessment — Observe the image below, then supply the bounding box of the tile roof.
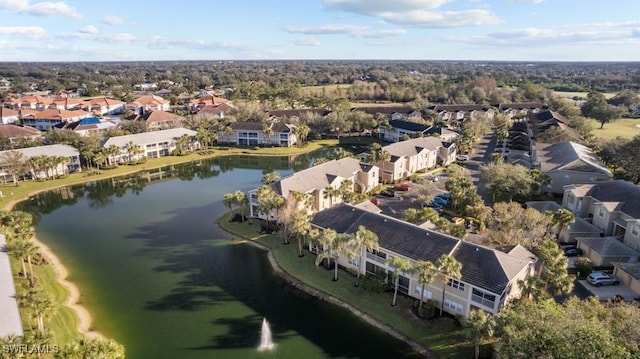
[0,124,41,138]
[582,180,640,218]
[274,157,373,198]
[312,205,534,294]
[383,136,443,157]
[536,141,611,176]
[130,95,168,106]
[84,97,126,107]
[102,128,196,148]
[20,108,91,120]
[145,110,183,123]
[0,107,19,118]
[387,119,430,132]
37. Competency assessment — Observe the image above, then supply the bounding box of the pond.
[17,151,422,359]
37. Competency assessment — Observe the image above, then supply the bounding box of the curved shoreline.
[231,237,438,359]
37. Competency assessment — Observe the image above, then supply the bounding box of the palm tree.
[338,179,354,203]
[414,260,437,312]
[106,145,121,166]
[58,338,126,359]
[323,186,341,207]
[93,151,107,170]
[23,288,54,332]
[175,133,192,152]
[551,208,575,241]
[293,123,310,147]
[261,171,281,185]
[233,190,247,222]
[223,192,236,221]
[196,125,213,149]
[315,229,338,273]
[462,309,495,359]
[517,275,546,301]
[352,226,379,287]
[262,124,274,145]
[27,155,47,180]
[387,256,413,306]
[8,239,29,279]
[436,254,462,316]
[0,150,27,186]
[379,150,391,184]
[291,212,313,257]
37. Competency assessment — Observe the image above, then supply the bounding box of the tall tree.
[0,150,27,186]
[223,192,236,221]
[414,260,437,312]
[462,309,495,359]
[261,171,281,185]
[352,225,379,287]
[233,190,247,222]
[581,92,624,129]
[387,256,413,306]
[436,254,462,317]
[480,162,535,202]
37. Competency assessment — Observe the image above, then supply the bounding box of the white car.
[456,155,469,161]
[587,272,619,287]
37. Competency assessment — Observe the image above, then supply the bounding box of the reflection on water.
[17,150,422,359]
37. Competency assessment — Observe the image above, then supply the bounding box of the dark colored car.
[380,189,395,197]
[563,247,583,257]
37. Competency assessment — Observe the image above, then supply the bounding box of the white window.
[448,279,465,291]
[632,225,640,237]
[414,286,432,299]
[598,208,605,218]
[444,299,464,313]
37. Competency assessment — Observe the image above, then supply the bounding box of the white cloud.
[292,37,320,46]
[324,0,450,15]
[79,25,98,35]
[102,15,126,25]
[356,29,406,38]
[452,27,640,47]
[102,33,136,43]
[507,0,544,3]
[381,9,501,27]
[0,0,82,19]
[284,24,368,35]
[147,36,248,51]
[0,25,47,39]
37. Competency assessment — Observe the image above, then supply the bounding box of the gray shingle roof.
[312,205,534,294]
[583,180,640,219]
[387,120,430,132]
[0,144,78,158]
[578,236,640,257]
[536,141,611,176]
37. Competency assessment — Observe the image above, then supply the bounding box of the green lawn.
[219,215,470,359]
[553,90,617,99]
[589,117,640,139]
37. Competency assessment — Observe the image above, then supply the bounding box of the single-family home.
[127,95,170,115]
[0,107,20,125]
[217,121,297,147]
[311,204,537,317]
[533,141,612,194]
[21,109,93,130]
[83,97,126,115]
[0,144,81,182]
[102,128,198,162]
[53,117,117,137]
[0,124,42,145]
[563,180,640,250]
[369,137,455,183]
[144,111,184,131]
[9,94,53,110]
[195,103,235,118]
[248,157,379,218]
[48,97,84,111]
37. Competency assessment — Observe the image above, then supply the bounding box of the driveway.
[459,133,497,205]
[576,280,639,301]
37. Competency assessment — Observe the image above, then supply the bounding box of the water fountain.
[258,317,275,351]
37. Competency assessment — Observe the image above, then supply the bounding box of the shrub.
[360,271,390,293]
[574,257,594,278]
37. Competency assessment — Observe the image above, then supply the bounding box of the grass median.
[218,215,469,359]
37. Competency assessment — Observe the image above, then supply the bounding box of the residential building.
[0,124,42,145]
[248,157,379,218]
[532,141,612,194]
[144,111,184,131]
[102,128,198,162]
[525,201,603,243]
[53,117,117,137]
[379,120,459,143]
[370,137,455,183]
[48,97,84,111]
[0,107,19,125]
[218,121,297,147]
[498,102,547,118]
[311,204,536,317]
[127,95,170,115]
[21,109,92,130]
[0,144,81,182]
[353,106,422,122]
[563,180,640,249]
[7,94,53,110]
[426,104,494,126]
[83,97,126,115]
[577,236,639,267]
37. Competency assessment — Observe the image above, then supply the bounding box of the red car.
[371,197,380,205]
[393,183,410,191]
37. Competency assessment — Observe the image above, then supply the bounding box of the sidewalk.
[0,234,23,337]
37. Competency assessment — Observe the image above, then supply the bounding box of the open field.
[301,84,353,97]
[553,90,617,99]
[589,117,640,139]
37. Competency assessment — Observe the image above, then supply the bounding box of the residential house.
[612,262,640,296]
[248,157,379,218]
[379,120,459,143]
[53,117,117,137]
[0,144,81,182]
[102,128,198,162]
[563,180,640,250]
[577,236,639,267]
[533,141,612,194]
[186,95,235,114]
[425,104,494,127]
[8,94,53,110]
[528,110,582,143]
[144,111,184,131]
[48,97,84,111]
[311,204,537,317]
[352,106,422,122]
[0,124,42,145]
[195,103,235,118]
[83,97,126,115]
[21,109,92,130]
[498,102,547,118]
[370,137,455,183]
[217,121,297,147]
[127,95,170,115]
[0,107,19,125]
[525,201,603,243]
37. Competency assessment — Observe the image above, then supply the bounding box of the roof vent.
[476,248,479,251]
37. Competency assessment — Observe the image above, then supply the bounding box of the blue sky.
[0,0,639,62]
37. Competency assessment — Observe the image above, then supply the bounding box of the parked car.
[426,175,438,182]
[380,189,396,197]
[563,246,583,257]
[393,183,410,191]
[433,196,448,206]
[370,197,380,205]
[587,272,620,287]
[456,154,469,161]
